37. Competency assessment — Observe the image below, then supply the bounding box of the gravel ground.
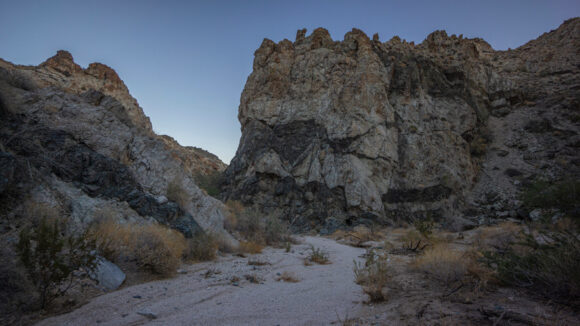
[36,236,367,326]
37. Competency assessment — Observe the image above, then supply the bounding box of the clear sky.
[1,1,578,163]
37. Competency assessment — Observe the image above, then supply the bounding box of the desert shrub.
[399,229,429,253]
[414,245,467,285]
[131,224,187,276]
[305,245,330,265]
[184,232,218,262]
[17,218,97,308]
[482,228,580,305]
[89,219,186,277]
[470,135,488,156]
[227,202,293,247]
[194,172,223,198]
[166,177,189,208]
[224,200,243,232]
[353,249,390,302]
[244,273,264,284]
[522,179,580,217]
[414,218,435,238]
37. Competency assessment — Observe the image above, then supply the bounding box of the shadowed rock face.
[223,19,580,231]
[0,51,228,239]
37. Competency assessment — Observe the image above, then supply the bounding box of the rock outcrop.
[0,51,229,238]
[222,19,580,231]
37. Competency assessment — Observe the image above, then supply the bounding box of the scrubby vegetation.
[17,218,97,308]
[413,245,467,285]
[482,221,580,306]
[225,200,294,248]
[353,249,390,302]
[305,245,330,265]
[194,171,223,198]
[184,232,218,262]
[89,218,218,277]
[522,178,580,216]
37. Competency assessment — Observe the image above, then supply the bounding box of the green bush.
[17,218,97,308]
[483,228,580,306]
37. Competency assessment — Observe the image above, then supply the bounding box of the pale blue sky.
[1,0,578,163]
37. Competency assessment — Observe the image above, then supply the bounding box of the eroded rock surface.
[223,19,580,231]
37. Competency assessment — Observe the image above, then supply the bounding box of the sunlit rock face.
[0,51,229,239]
[223,19,580,231]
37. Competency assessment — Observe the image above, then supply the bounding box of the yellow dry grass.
[413,244,467,284]
[89,218,187,277]
[237,241,264,254]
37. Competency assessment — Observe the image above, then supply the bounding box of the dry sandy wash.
[37,236,368,326]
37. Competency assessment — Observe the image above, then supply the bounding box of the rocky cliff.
[222,18,580,231]
[0,51,229,238]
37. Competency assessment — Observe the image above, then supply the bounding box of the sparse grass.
[203,268,221,279]
[353,249,390,302]
[413,245,467,285]
[474,222,521,251]
[88,219,187,277]
[276,271,300,283]
[305,245,330,265]
[237,241,264,254]
[166,177,189,208]
[248,259,270,266]
[244,273,264,284]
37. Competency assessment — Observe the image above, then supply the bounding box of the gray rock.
[89,256,125,291]
[529,209,543,221]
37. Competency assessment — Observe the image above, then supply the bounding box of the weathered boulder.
[89,256,126,291]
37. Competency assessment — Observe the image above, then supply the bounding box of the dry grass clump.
[304,245,330,265]
[353,249,390,302]
[237,241,264,254]
[474,221,521,251]
[276,271,300,283]
[248,259,270,266]
[244,273,264,284]
[89,219,187,277]
[413,245,467,285]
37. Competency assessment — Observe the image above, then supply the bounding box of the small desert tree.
[17,218,97,309]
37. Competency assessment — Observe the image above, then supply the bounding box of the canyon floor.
[33,227,580,326]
